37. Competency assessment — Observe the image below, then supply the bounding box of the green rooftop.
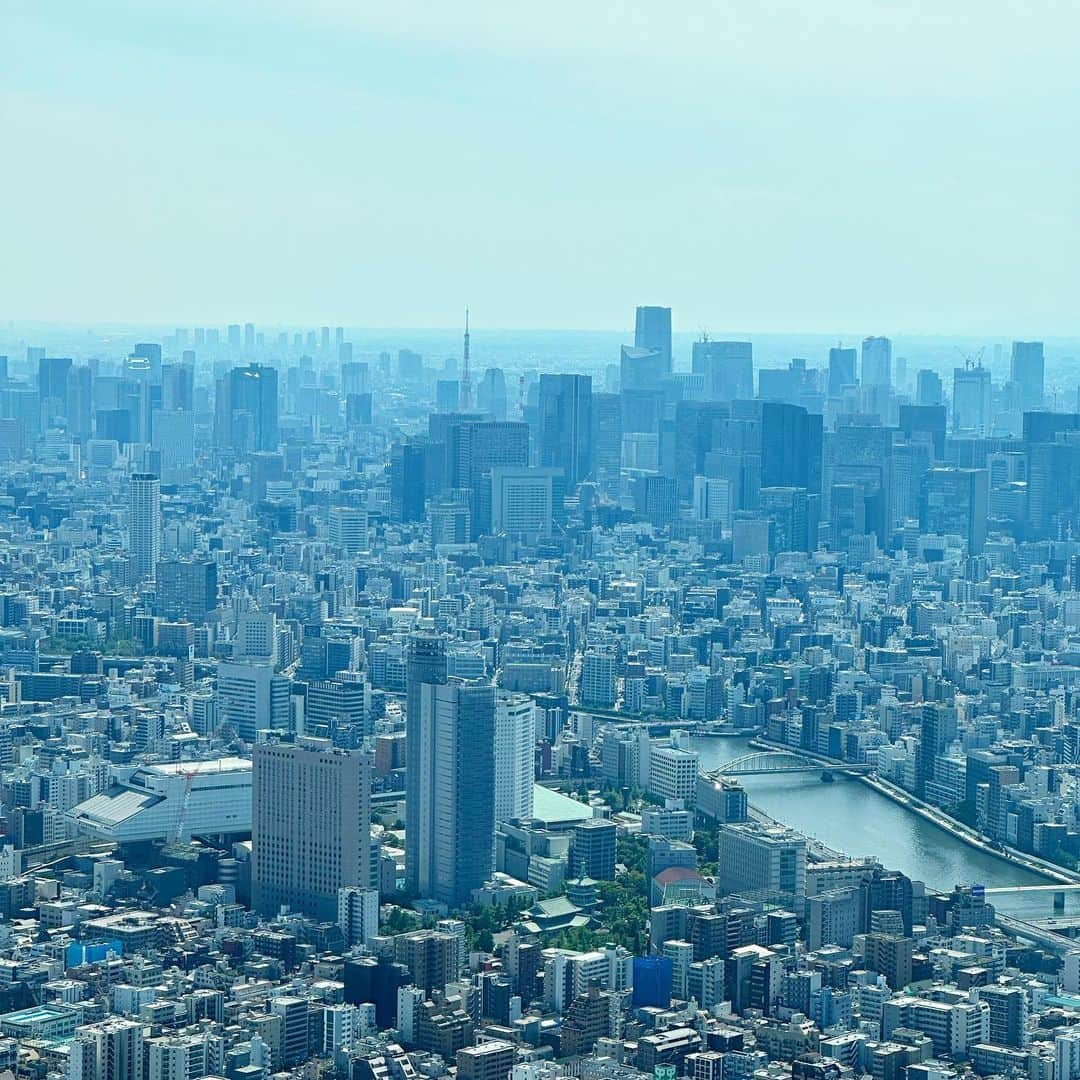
[531,784,592,827]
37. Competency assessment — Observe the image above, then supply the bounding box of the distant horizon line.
[1,320,1077,344]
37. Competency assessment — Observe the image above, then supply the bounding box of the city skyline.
[7,5,1080,1078]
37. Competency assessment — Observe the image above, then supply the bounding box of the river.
[692,737,1051,907]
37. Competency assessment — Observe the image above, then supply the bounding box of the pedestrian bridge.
[712,751,873,776]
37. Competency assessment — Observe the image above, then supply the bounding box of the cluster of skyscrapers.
[1,310,1080,1080]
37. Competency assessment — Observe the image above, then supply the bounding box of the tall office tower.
[436,379,460,413]
[38,355,72,425]
[390,439,435,523]
[428,492,472,548]
[223,363,279,451]
[674,401,730,500]
[328,505,369,554]
[340,360,369,397]
[476,368,508,420]
[227,324,242,351]
[217,660,290,741]
[1010,340,1045,411]
[537,373,592,487]
[445,420,530,536]
[155,558,218,620]
[823,419,894,546]
[952,365,992,434]
[898,404,947,461]
[446,420,530,490]
[235,611,279,663]
[861,336,892,389]
[756,401,823,493]
[405,631,447,895]
[131,341,163,369]
[589,392,622,489]
[919,466,989,553]
[1024,412,1080,539]
[620,346,666,393]
[758,486,819,552]
[693,476,733,526]
[692,339,754,401]
[916,369,943,406]
[243,322,255,353]
[129,473,161,582]
[635,306,673,371]
[151,410,196,472]
[252,736,373,920]
[65,364,93,440]
[827,347,857,397]
[345,392,373,426]
[415,678,496,906]
[890,440,933,527]
[304,675,370,745]
[636,474,678,527]
[162,361,194,410]
[494,692,535,825]
[620,387,664,437]
[69,1018,145,1080]
[488,467,558,538]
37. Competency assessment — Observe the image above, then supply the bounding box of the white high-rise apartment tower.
[495,691,535,825]
[129,472,161,582]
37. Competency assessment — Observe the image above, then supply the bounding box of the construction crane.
[954,345,986,370]
[173,768,199,844]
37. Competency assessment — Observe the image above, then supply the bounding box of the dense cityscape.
[0,313,1078,1080]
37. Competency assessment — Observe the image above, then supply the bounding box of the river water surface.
[692,737,1052,910]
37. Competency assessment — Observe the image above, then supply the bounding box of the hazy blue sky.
[3,1,1078,333]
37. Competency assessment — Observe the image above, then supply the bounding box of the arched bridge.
[713,751,872,776]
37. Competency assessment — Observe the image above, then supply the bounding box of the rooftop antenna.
[459,308,472,410]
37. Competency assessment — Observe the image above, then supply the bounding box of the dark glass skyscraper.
[405,631,447,895]
[827,347,857,397]
[221,363,279,451]
[421,678,496,907]
[538,373,592,487]
[634,306,672,372]
[919,466,989,553]
[758,401,822,494]
[390,440,432,523]
[1010,340,1044,412]
[692,340,753,401]
[590,392,622,489]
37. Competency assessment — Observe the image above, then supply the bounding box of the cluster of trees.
[693,822,720,877]
[461,900,528,953]
[40,635,140,656]
[545,835,651,954]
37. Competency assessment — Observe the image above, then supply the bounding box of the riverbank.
[747,737,1077,886]
[857,772,1078,885]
